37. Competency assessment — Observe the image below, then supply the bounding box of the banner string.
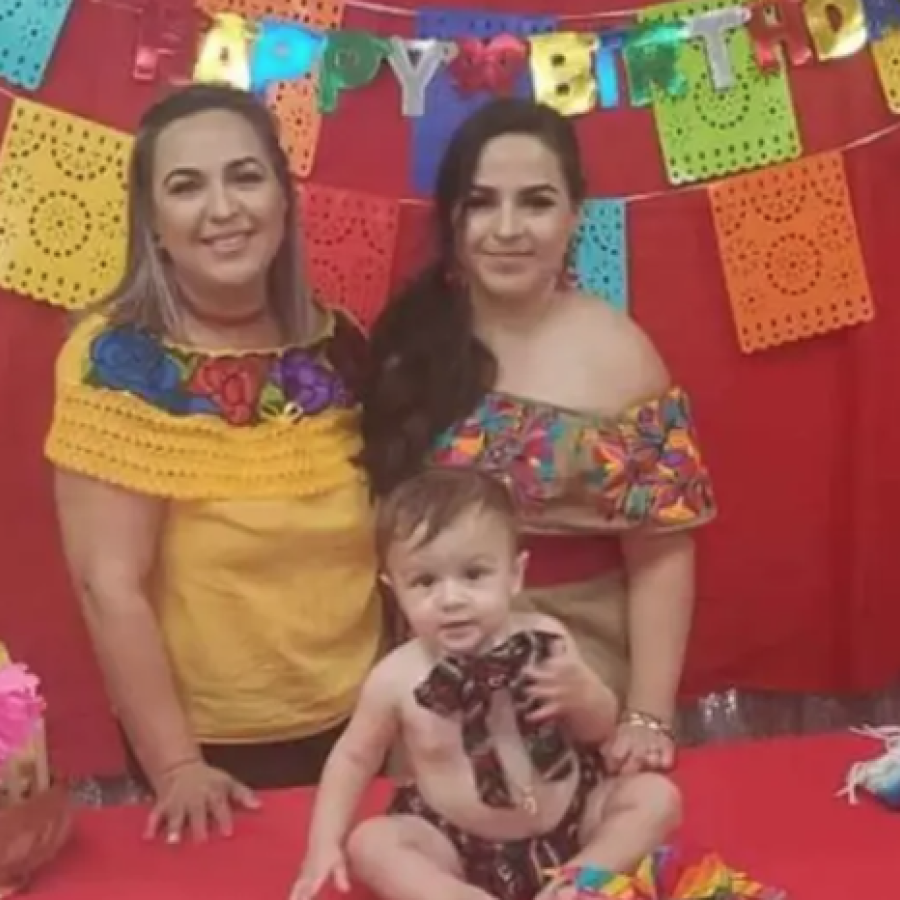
[334,0,640,21]
[3,0,899,206]
[2,73,898,204]
[399,117,900,207]
[599,119,900,204]
[87,0,649,24]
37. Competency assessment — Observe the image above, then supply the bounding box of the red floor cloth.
[25,734,895,899]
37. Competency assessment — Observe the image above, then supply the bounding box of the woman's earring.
[557,243,577,290]
[556,269,574,290]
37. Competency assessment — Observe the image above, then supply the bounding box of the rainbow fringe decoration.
[838,726,900,810]
[545,844,787,899]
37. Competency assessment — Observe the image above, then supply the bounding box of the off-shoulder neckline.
[86,303,344,360]
[484,384,686,424]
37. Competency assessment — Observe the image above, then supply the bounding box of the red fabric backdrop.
[1,0,899,778]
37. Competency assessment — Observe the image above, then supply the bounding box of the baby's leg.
[575,771,681,871]
[346,815,494,900]
[542,771,680,899]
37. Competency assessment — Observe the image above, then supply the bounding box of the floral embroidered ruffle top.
[46,310,381,744]
[47,308,369,498]
[432,387,715,535]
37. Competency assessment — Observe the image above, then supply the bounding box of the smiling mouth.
[483,254,533,266]
[203,233,252,253]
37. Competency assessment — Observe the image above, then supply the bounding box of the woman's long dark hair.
[359,99,587,496]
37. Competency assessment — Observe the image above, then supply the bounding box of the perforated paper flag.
[639,0,801,185]
[870,31,900,113]
[573,200,628,312]
[299,185,400,331]
[0,100,131,308]
[709,153,873,353]
[201,0,347,178]
[0,0,76,89]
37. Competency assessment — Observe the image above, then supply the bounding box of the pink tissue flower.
[0,661,44,767]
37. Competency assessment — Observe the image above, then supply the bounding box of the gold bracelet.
[620,710,677,743]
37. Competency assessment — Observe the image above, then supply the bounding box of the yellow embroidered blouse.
[45,311,381,744]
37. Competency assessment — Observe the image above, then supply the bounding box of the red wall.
[2,0,899,777]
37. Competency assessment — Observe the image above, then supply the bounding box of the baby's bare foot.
[535,882,578,900]
[537,866,638,900]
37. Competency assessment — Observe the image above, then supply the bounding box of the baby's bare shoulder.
[366,640,432,702]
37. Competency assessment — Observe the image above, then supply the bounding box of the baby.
[292,468,680,900]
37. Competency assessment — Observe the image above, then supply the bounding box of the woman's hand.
[602,716,677,775]
[145,760,260,843]
[525,637,596,722]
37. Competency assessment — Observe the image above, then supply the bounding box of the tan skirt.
[515,570,630,700]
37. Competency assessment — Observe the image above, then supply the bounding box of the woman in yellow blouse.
[45,85,381,841]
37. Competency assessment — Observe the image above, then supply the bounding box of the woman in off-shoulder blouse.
[360,98,715,776]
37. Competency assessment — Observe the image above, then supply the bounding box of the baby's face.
[384,509,526,656]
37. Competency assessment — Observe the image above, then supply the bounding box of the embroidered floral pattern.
[432,388,715,530]
[84,323,355,426]
[188,356,270,426]
[273,349,350,416]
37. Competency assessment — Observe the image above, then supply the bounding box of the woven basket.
[0,782,71,898]
[0,724,72,898]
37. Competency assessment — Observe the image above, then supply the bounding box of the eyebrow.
[469,182,559,195]
[162,155,263,186]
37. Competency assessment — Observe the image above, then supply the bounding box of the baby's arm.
[305,656,400,856]
[528,615,619,744]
